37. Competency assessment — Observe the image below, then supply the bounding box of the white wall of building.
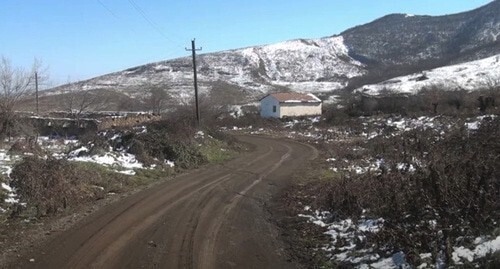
[280,103,322,118]
[260,96,280,118]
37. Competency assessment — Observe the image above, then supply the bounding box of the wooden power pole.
[35,72,39,115]
[186,39,202,126]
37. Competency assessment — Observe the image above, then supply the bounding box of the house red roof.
[268,92,321,103]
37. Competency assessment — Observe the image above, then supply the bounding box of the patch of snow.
[117,169,136,175]
[110,134,122,141]
[229,105,244,118]
[369,252,409,269]
[195,131,205,139]
[68,146,89,158]
[1,182,13,192]
[68,151,144,174]
[299,209,389,267]
[4,197,19,204]
[466,121,480,130]
[165,160,175,167]
[452,236,500,264]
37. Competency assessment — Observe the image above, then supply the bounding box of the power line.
[94,0,184,60]
[95,0,120,20]
[127,0,181,45]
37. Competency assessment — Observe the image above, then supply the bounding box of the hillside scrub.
[3,116,240,218]
[9,157,104,217]
[330,89,499,118]
[109,118,239,169]
[307,116,500,267]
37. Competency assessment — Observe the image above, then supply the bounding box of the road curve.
[13,135,317,269]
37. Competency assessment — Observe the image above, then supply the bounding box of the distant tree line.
[325,86,499,122]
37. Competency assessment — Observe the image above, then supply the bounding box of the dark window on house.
[272,105,277,113]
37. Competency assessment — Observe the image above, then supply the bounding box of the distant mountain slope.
[356,54,500,95]
[44,36,365,103]
[342,0,500,67]
[41,0,500,106]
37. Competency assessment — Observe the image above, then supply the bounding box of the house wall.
[260,96,280,118]
[279,103,322,118]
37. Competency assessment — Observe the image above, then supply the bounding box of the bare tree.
[0,56,47,138]
[62,86,108,122]
[146,86,170,114]
[477,75,499,113]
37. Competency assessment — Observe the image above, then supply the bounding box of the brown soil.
[6,135,317,269]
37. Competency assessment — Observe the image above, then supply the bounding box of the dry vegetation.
[327,88,499,119]
[322,118,498,262]
[280,92,500,268]
[1,108,241,219]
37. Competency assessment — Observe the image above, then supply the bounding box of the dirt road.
[13,135,317,269]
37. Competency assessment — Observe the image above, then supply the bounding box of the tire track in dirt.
[13,135,316,269]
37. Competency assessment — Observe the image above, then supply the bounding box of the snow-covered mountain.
[42,0,500,106]
[356,54,500,95]
[44,36,365,103]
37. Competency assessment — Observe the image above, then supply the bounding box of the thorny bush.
[322,117,500,265]
[10,157,103,217]
[125,119,207,169]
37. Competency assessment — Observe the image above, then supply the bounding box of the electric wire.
[96,0,120,20]
[94,0,186,60]
[126,0,184,47]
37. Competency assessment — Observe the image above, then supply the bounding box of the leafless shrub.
[139,118,205,168]
[10,157,101,217]
[62,89,109,122]
[321,117,500,264]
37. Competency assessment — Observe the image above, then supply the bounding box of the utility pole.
[35,72,39,115]
[186,39,202,126]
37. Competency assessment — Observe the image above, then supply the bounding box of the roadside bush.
[119,118,207,169]
[322,117,500,265]
[10,157,101,217]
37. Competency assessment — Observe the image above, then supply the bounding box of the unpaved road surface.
[13,135,317,269]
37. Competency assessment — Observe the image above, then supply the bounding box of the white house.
[260,92,322,118]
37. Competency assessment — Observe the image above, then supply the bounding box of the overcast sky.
[0,0,493,86]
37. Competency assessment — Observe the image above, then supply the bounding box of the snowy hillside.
[39,0,500,106]
[342,0,500,67]
[43,36,365,103]
[356,54,500,95]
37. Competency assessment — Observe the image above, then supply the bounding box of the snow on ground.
[356,54,500,95]
[0,149,24,205]
[2,182,19,204]
[0,135,173,209]
[294,115,497,143]
[465,114,497,130]
[67,146,144,175]
[452,236,500,264]
[300,207,500,268]
[290,114,499,267]
[298,208,406,268]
